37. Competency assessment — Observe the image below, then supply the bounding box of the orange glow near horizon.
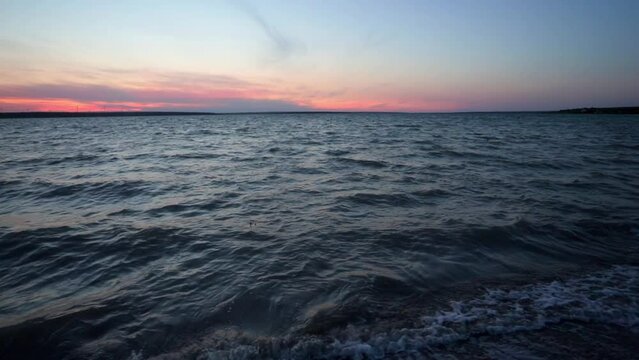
[0,98,99,112]
[0,95,463,113]
[0,76,466,113]
[0,66,472,113]
[0,97,198,112]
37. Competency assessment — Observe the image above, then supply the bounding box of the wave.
[337,189,450,208]
[167,152,222,160]
[1,153,104,166]
[393,124,421,129]
[146,198,235,216]
[324,149,351,156]
[46,154,103,165]
[410,188,451,198]
[36,180,150,200]
[427,149,496,160]
[607,143,639,150]
[334,157,388,168]
[290,166,327,175]
[127,265,639,359]
[340,192,418,207]
[0,179,21,188]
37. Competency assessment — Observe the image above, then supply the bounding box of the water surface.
[1,113,638,359]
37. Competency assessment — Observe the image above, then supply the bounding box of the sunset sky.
[1,0,638,112]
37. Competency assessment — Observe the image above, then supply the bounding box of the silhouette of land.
[558,107,639,114]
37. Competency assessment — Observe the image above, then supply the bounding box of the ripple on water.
[0,113,638,359]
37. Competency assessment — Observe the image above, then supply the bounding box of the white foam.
[417,265,639,340]
[157,266,639,359]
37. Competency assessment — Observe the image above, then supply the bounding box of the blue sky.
[1,0,638,111]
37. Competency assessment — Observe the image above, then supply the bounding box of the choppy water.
[1,113,638,359]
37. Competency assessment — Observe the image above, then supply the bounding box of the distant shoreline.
[556,107,639,114]
[0,107,637,119]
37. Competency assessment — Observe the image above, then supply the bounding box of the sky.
[0,0,638,112]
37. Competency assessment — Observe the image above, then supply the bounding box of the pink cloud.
[0,72,310,112]
[0,69,472,112]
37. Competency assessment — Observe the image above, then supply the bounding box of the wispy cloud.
[233,0,305,61]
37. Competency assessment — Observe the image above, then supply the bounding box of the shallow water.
[0,113,638,359]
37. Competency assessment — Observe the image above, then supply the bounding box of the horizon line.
[1,107,638,118]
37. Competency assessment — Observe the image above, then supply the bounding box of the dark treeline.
[558,107,639,114]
